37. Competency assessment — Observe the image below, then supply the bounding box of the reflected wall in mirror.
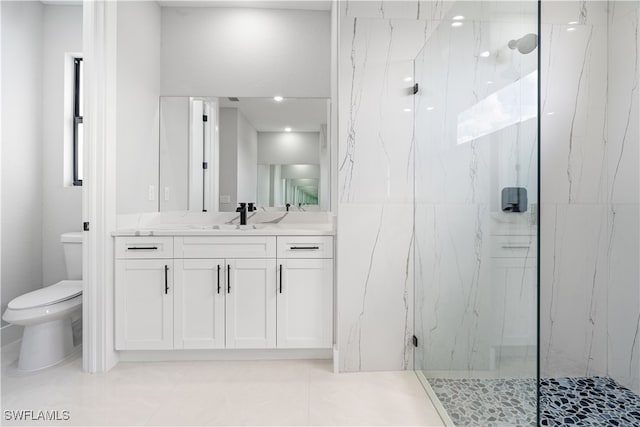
[160,97,330,212]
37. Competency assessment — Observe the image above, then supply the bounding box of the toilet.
[3,232,83,371]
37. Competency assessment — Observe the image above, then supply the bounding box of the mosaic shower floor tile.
[427,377,537,426]
[540,377,640,426]
[426,376,640,426]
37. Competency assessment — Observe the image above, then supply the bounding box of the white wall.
[219,108,238,211]
[42,5,83,285]
[159,97,189,211]
[161,7,330,97]
[319,124,329,211]
[236,110,257,203]
[258,132,320,165]
[256,164,270,207]
[116,1,161,214]
[1,1,44,330]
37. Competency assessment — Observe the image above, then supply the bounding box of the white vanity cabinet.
[276,236,333,349]
[115,234,333,353]
[115,237,175,350]
[225,258,276,348]
[174,236,277,349]
[173,258,225,349]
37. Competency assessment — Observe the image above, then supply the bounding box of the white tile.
[1,352,443,427]
[539,203,609,378]
[608,203,640,394]
[338,204,414,372]
[309,370,443,426]
[540,20,608,204]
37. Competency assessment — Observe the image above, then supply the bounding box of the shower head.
[508,33,538,54]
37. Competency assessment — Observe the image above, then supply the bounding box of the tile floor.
[427,377,536,426]
[540,377,640,426]
[1,343,444,426]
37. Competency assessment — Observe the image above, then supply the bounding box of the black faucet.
[286,203,291,212]
[248,202,256,212]
[236,203,247,225]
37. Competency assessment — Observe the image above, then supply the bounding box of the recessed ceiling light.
[426,107,435,111]
[487,80,494,85]
[480,51,490,58]
[452,15,465,20]
[404,76,413,82]
[403,108,412,112]
[568,21,578,25]
[451,22,464,28]
[274,96,284,102]
[567,27,576,32]
[284,127,292,132]
[547,112,555,116]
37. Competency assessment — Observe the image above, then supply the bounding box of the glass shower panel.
[414,2,539,425]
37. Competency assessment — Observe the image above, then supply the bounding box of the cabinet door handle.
[217,264,221,294]
[290,246,319,250]
[164,265,169,294]
[279,264,283,293]
[127,246,158,250]
[227,264,231,293]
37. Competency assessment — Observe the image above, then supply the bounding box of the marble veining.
[539,1,640,397]
[349,205,385,371]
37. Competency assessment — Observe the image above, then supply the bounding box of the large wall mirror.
[159,97,330,212]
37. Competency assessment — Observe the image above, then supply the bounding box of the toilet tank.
[60,232,83,280]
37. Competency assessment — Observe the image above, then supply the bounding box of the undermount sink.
[211,224,270,230]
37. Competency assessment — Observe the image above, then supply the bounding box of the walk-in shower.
[413,1,639,425]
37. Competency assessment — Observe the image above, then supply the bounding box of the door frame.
[81,0,119,373]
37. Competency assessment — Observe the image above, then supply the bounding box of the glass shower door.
[413,2,539,425]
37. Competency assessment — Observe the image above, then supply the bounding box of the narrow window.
[73,57,83,186]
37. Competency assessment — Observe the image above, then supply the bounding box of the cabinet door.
[277,259,333,348]
[225,259,276,349]
[174,259,225,349]
[115,259,173,350]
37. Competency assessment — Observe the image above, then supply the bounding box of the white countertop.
[113,223,335,237]
[113,211,336,236]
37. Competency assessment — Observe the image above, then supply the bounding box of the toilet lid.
[9,280,83,310]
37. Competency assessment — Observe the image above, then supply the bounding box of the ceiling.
[40,0,332,11]
[157,0,331,11]
[218,97,328,132]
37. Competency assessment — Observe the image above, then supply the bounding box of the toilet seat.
[8,280,82,310]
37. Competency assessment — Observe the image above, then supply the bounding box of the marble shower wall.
[540,1,610,380]
[413,2,538,374]
[337,1,639,381]
[336,1,450,372]
[606,0,640,394]
[540,0,640,394]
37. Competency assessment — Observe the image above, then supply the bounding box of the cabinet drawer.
[277,236,333,259]
[490,235,537,258]
[175,236,276,259]
[115,237,174,259]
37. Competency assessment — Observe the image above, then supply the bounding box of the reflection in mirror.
[257,164,320,209]
[159,97,330,212]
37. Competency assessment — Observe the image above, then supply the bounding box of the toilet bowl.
[3,232,83,371]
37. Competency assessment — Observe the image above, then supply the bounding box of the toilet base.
[18,318,74,371]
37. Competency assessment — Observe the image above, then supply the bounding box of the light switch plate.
[148,185,156,201]
[164,187,170,201]
[220,195,231,204]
